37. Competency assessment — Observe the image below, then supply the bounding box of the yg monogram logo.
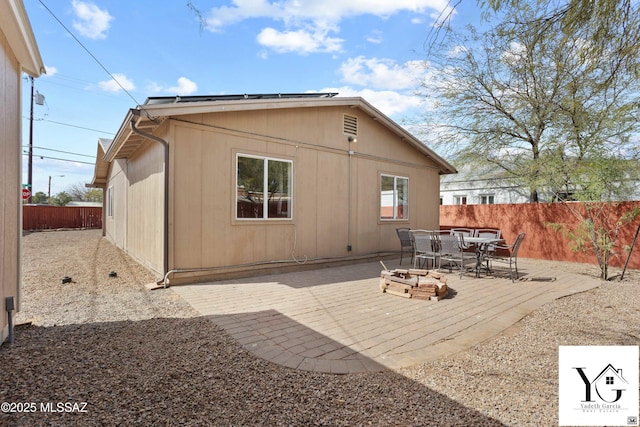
[574,364,627,403]
[559,346,638,426]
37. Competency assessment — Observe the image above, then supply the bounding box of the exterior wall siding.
[105,145,165,276]
[125,141,164,275]
[0,27,21,343]
[165,106,442,282]
[105,160,128,252]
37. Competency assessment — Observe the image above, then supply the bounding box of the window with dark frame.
[454,195,467,205]
[236,154,292,220]
[481,194,495,205]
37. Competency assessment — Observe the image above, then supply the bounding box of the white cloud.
[339,56,426,90]
[322,86,424,117]
[98,73,135,93]
[71,1,113,40]
[44,65,58,76]
[366,30,383,44]
[166,77,198,95]
[257,27,343,54]
[204,0,452,53]
[147,77,199,95]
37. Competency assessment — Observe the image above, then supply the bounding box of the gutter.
[129,112,170,281]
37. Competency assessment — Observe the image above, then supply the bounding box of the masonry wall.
[440,202,640,269]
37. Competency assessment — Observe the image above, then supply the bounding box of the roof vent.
[343,114,358,136]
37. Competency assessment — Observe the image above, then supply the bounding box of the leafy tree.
[423,0,640,278]
[31,191,48,204]
[49,191,72,206]
[422,1,640,202]
[84,188,104,203]
[66,182,103,203]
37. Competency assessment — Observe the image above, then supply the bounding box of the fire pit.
[380,268,448,301]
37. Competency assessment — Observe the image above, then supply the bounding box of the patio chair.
[450,228,474,252]
[437,233,477,278]
[396,228,414,265]
[411,230,439,269]
[474,228,502,263]
[489,232,526,282]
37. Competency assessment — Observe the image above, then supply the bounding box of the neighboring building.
[440,164,528,205]
[0,0,45,344]
[440,163,640,205]
[90,94,456,284]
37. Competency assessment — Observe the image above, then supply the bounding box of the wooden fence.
[23,206,103,231]
[440,201,640,270]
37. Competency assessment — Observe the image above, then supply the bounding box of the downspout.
[347,136,356,252]
[129,112,170,282]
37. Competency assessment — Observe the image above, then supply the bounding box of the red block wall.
[440,202,640,269]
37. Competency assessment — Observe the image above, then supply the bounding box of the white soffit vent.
[343,114,358,136]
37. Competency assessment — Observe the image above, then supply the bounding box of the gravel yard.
[1,229,639,426]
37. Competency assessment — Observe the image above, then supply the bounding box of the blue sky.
[22,0,481,197]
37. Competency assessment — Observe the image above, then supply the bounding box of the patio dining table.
[463,236,504,277]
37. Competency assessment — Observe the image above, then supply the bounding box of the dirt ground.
[1,229,639,426]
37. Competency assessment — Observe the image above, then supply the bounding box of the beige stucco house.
[1,0,45,344]
[91,94,456,285]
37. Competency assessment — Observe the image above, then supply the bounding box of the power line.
[37,0,153,119]
[22,152,95,166]
[23,145,95,158]
[24,117,115,135]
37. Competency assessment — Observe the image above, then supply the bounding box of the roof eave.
[346,97,458,175]
[103,96,458,175]
[0,0,45,77]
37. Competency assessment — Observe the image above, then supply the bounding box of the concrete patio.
[171,258,601,374]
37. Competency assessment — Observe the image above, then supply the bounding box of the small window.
[480,194,495,205]
[236,154,292,220]
[107,186,114,217]
[454,195,467,205]
[380,174,408,220]
[606,376,614,385]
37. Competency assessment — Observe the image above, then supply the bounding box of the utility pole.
[27,76,34,204]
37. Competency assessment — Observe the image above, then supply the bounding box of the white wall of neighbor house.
[440,179,528,205]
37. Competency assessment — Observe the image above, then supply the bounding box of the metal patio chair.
[411,230,439,269]
[396,227,414,265]
[474,228,502,267]
[489,232,526,282]
[437,233,477,278]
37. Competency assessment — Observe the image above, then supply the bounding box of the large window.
[236,154,292,220]
[380,174,408,220]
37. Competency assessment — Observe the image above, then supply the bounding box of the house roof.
[0,0,45,77]
[88,138,112,187]
[144,92,338,105]
[91,94,456,186]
